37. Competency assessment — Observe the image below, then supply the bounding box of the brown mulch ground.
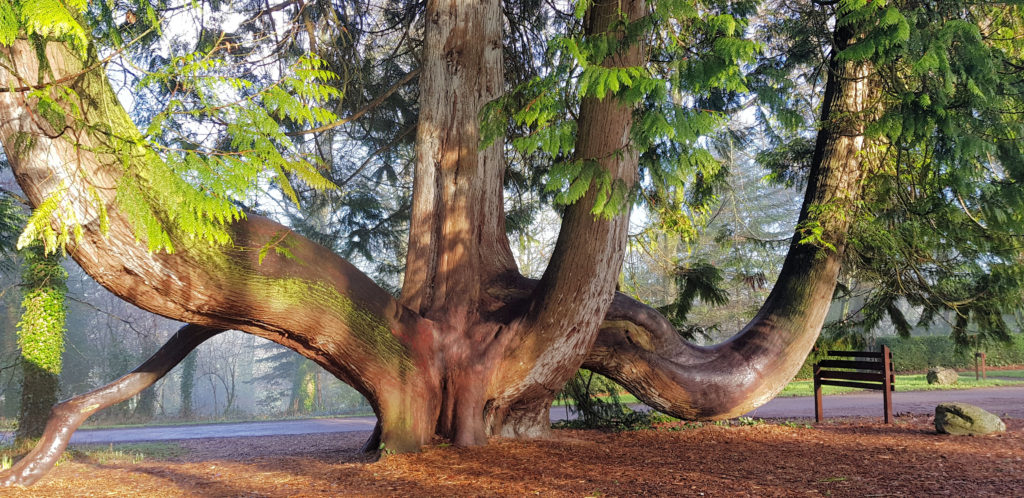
[6,416,1022,497]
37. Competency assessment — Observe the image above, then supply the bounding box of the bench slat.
[816,359,886,371]
[826,350,884,358]
[816,370,886,382]
[817,379,895,391]
[815,346,894,424]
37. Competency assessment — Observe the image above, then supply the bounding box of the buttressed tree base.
[0,0,876,487]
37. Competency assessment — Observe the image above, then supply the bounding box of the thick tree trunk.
[396,0,517,447]
[584,26,876,419]
[482,0,644,437]
[402,0,516,318]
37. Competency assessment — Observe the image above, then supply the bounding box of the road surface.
[30,385,1024,445]
[745,385,1024,419]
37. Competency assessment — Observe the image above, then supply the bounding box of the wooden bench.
[814,346,894,423]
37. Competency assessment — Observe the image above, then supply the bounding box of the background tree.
[746,0,1024,350]
[13,244,67,442]
[178,352,196,419]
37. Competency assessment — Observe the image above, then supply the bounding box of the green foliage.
[0,0,89,52]
[846,3,1024,345]
[555,370,653,431]
[114,51,340,253]
[656,261,729,339]
[0,191,23,268]
[735,416,763,426]
[4,4,342,254]
[16,243,66,374]
[482,0,757,223]
[750,1,1024,348]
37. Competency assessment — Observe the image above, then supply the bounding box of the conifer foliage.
[750,1,1024,347]
[0,0,1021,488]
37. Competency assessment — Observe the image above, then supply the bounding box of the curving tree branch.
[584,24,875,420]
[0,324,224,487]
[0,38,439,456]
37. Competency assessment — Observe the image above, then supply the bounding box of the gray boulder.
[935,402,1006,436]
[927,367,958,385]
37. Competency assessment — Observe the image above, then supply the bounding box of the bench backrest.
[813,345,894,423]
[814,347,894,391]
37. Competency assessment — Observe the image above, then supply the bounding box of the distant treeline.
[795,334,1024,379]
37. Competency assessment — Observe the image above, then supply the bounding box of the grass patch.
[778,372,1024,397]
[69,442,187,464]
[984,369,1024,378]
[0,441,186,470]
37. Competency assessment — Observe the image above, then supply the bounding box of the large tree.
[0,0,1018,487]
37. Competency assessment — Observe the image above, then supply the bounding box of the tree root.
[0,324,224,487]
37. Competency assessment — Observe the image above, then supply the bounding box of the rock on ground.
[935,402,1006,436]
[927,367,958,385]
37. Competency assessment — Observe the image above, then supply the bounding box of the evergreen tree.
[14,244,67,442]
[750,1,1024,348]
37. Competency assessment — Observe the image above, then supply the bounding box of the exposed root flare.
[0,324,224,487]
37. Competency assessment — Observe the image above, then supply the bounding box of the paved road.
[745,385,1024,419]
[60,386,1023,444]
[68,417,379,444]
[69,408,579,444]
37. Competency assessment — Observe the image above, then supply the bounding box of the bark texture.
[584,27,875,419]
[0,0,876,488]
[483,0,644,438]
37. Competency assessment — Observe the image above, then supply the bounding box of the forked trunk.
[391,0,644,444]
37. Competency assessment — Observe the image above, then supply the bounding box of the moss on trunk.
[16,244,67,442]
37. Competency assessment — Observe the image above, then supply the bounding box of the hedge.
[794,333,1024,379]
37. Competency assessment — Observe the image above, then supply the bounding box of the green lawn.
[557,370,1024,407]
[778,371,1024,397]
[985,369,1024,379]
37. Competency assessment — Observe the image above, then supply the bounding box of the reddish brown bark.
[584,26,875,419]
[0,0,874,488]
[482,0,645,438]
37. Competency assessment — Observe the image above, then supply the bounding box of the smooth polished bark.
[0,325,223,487]
[585,28,874,419]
